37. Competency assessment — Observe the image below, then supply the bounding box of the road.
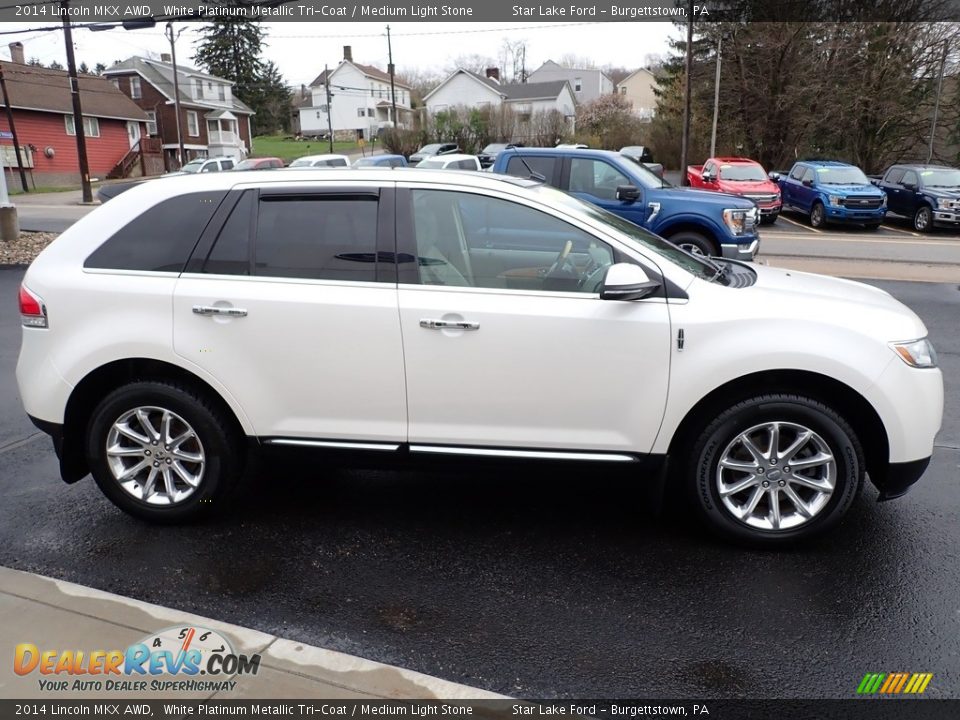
[0,266,957,699]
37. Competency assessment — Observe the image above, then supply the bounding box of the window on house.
[218,85,225,101]
[358,108,366,118]
[620,87,627,95]
[187,111,199,137]
[367,108,374,117]
[195,79,204,99]
[111,79,120,90]
[574,77,582,92]
[130,77,141,99]
[145,111,157,135]
[64,115,100,138]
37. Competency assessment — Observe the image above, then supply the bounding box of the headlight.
[723,208,748,235]
[937,198,952,209]
[828,195,844,206]
[881,194,887,207]
[891,338,938,368]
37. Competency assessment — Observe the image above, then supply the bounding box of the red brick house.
[104,55,254,171]
[0,52,149,187]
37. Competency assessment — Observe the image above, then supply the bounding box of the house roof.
[424,69,573,105]
[617,67,657,89]
[104,56,254,115]
[0,62,148,121]
[532,60,613,84]
[309,61,411,90]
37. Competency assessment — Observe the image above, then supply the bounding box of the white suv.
[16,170,943,544]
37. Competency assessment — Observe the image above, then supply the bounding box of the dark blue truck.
[874,164,960,232]
[492,147,760,260]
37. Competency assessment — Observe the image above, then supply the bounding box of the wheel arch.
[666,369,889,484]
[659,221,722,255]
[60,358,251,483]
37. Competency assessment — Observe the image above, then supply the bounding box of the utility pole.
[679,0,694,186]
[62,8,92,203]
[165,21,185,169]
[927,40,949,164]
[324,64,334,153]
[386,25,397,128]
[0,66,29,192]
[710,35,722,159]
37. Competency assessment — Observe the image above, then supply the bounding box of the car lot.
[0,264,957,697]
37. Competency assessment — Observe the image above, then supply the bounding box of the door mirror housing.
[902,181,916,190]
[599,263,661,301]
[702,172,715,183]
[801,178,814,187]
[616,184,641,202]
[768,172,781,182]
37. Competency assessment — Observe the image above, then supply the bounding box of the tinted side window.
[203,191,253,275]
[885,168,905,184]
[220,160,234,170]
[902,170,918,186]
[457,159,476,170]
[505,155,556,182]
[801,168,815,184]
[85,191,227,272]
[254,195,378,281]
[569,159,630,200]
[201,163,218,173]
[789,165,806,180]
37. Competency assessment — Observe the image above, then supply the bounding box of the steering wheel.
[546,240,574,276]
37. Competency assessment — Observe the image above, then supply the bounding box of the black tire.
[686,393,864,546]
[865,223,882,231]
[670,231,717,257]
[809,202,826,228]
[759,214,779,225]
[913,205,933,233]
[86,381,243,523]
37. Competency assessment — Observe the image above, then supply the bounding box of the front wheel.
[686,394,864,546]
[914,205,932,232]
[759,214,779,225]
[86,381,243,523]
[809,202,826,228]
[669,231,717,257]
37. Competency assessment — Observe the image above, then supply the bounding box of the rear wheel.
[686,393,864,546]
[86,381,243,523]
[670,231,717,257]
[914,205,932,232]
[809,202,826,228]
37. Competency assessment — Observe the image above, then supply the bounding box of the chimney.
[301,83,307,98]
[343,46,352,62]
[485,67,500,83]
[9,42,24,65]
[160,53,171,63]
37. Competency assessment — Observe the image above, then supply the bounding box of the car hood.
[718,180,779,194]
[657,187,756,209]
[924,187,960,199]
[742,263,926,340]
[818,183,884,196]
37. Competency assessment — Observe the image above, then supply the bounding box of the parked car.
[688,157,782,224]
[408,143,459,164]
[777,160,886,229]
[97,180,145,203]
[232,157,284,171]
[288,154,350,168]
[164,157,236,176]
[874,164,960,232]
[477,143,522,169]
[620,146,665,179]
[493,147,760,259]
[16,169,942,545]
[416,154,482,171]
[353,154,408,168]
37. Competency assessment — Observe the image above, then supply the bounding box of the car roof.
[292,154,350,162]
[801,160,855,168]
[430,153,477,162]
[504,147,623,160]
[889,164,955,171]
[714,157,758,164]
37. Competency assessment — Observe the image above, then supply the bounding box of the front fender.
[655,211,743,244]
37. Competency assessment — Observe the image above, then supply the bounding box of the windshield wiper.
[710,258,731,283]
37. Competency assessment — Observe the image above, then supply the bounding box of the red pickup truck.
[687,157,781,224]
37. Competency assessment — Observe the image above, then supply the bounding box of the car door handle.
[420,318,479,330]
[192,305,248,317]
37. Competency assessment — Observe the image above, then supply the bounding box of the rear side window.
[254,194,378,281]
[221,160,234,170]
[202,191,253,275]
[85,191,227,272]
[457,159,477,170]
[505,155,556,182]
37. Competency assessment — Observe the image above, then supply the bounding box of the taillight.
[19,285,47,328]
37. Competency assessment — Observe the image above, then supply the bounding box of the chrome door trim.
[264,439,401,451]
[409,445,638,462]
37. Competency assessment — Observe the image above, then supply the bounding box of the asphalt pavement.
[0,266,957,699]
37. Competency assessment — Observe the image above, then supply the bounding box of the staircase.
[107,138,162,179]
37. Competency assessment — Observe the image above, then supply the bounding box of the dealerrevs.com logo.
[14,625,261,693]
[857,672,934,695]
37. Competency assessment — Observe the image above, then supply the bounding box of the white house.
[299,46,412,140]
[424,69,576,125]
[617,68,658,121]
[527,60,613,105]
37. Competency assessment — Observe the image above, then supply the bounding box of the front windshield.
[921,168,960,187]
[417,159,446,168]
[180,161,204,173]
[289,158,312,167]
[719,164,767,181]
[529,184,718,281]
[620,155,672,189]
[418,144,442,154]
[817,167,869,185]
[354,157,377,167]
[482,144,507,153]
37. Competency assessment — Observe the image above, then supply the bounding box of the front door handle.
[420,318,479,330]
[192,305,248,317]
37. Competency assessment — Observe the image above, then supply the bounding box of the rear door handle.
[420,318,479,330]
[192,305,248,317]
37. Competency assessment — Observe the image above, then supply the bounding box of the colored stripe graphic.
[857,672,932,694]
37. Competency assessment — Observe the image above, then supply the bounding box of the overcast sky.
[0,21,676,87]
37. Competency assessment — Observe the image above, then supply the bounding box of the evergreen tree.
[192,19,265,109]
[78,61,90,74]
[94,63,107,75]
[248,61,292,134]
[48,60,64,70]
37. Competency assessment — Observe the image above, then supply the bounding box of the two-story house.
[298,46,413,141]
[617,68,658,121]
[527,60,613,105]
[104,55,254,170]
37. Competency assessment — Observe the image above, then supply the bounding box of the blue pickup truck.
[776,160,886,229]
[873,164,960,232]
[492,147,760,260]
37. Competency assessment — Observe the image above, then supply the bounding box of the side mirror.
[616,184,641,202]
[702,172,715,183]
[768,172,781,182]
[902,181,916,190]
[801,179,813,187]
[600,263,661,301]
